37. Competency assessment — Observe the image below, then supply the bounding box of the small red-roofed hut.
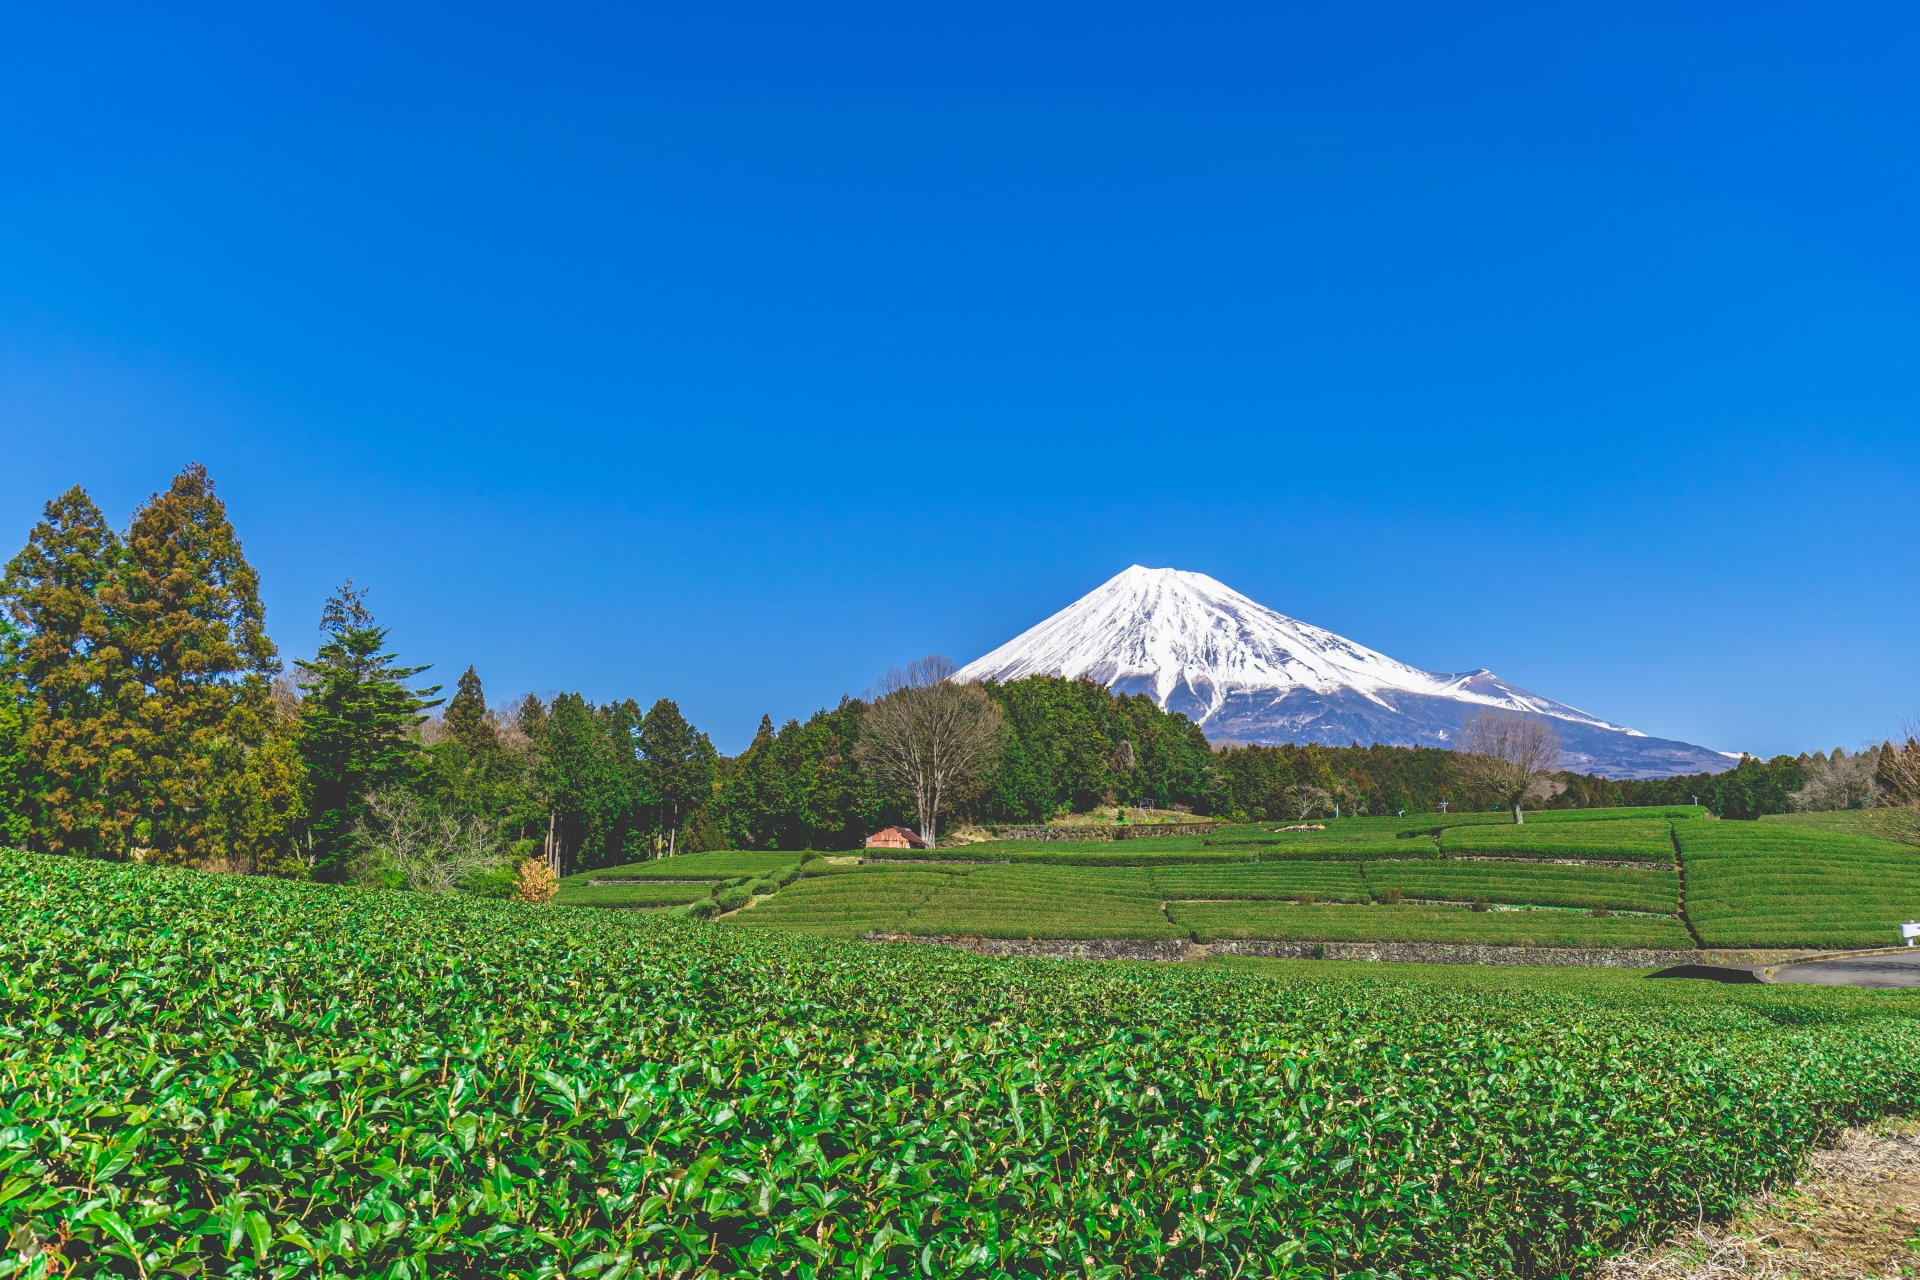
[864,826,930,849]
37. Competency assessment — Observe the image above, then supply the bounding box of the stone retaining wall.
[863,932,1192,962]
[864,931,1826,969]
[987,822,1218,843]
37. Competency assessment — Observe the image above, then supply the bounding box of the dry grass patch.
[1601,1121,1920,1280]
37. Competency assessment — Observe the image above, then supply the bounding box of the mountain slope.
[955,566,1735,779]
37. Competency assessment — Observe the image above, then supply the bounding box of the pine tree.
[443,666,496,756]
[294,582,441,881]
[100,463,281,864]
[0,487,121,855]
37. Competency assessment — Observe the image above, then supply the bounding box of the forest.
[1,466,1906,887]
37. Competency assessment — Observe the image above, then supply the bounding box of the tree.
[443,666,496,756]
[99,463,281,865]
[638,698,714,857]
[0,486,120,855]
[1790,747,1880,812]
[1880,731,1920,847]
[1454,710,1562,824]
[294,583,441,880]
[0,617,30,848]
[349,787,505,894]
[529,692,632,875]
[862,655,1006,848]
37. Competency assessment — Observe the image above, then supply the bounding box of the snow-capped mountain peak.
[954,566,1732,780]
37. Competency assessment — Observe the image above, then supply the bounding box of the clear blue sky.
[3,3,1915,757]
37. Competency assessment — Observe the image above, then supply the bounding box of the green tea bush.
[6,851,1920,1280]
[1442,820,1676,861]
[1679,822,1920,948]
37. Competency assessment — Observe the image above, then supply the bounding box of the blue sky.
[2,2,1915,757]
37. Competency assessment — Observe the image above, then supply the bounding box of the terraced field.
[1363,860,1681,914]
[1681,822,1920,950]
[1439,818,1678,861]
[569,806,1917,953]
[1171,900,1697,947]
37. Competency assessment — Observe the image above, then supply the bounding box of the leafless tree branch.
[862,655,1006,848]
[1454,710,1563,824]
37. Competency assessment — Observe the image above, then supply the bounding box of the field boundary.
[864,931,1829,968]
[1671,823,1706,947]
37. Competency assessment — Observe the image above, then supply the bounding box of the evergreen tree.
[0,617,30,847]
[443,666,496,756]
[0,486,121,855]
[531,693,632,874]
[294,582,440,881]
[638,697,715,856]
[716,715,797,849]
[100,463,281,864]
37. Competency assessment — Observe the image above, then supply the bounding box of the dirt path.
[1600,1122,1920,1279]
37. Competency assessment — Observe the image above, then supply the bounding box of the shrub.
[714,885,753,912]
[744,878,778,897]
[1378,887,1403,904]
[1591,904,1611,918]
[1295,890,1317,905]
[683,897,720,920]
[1471,895,1490,912]
[513,858,559,905]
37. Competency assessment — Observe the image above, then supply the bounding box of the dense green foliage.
[976,678,1219,819]
[0,470,296,869]
[11,851,1920,1279]
[294,584,442,881]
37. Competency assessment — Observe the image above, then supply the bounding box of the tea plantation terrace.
[556,806,1920,955]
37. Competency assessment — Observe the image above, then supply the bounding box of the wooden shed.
[864,826,930,850]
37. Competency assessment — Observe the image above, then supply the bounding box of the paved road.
[1771,951,1920,988]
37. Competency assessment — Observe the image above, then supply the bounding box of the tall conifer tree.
[638,698,714,857]
[101,463,280,863]
[0,487,121,855]
[294,582,440,880]
[444,666,495,756]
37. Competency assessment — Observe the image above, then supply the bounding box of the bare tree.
[1791,747,1882,812]
[862,655,1007,848]
[1286,783,1332,821]
[1454,710,1563,824]
[1881,725,1920,846]
[350,788,507,894]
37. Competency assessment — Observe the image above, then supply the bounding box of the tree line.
[4,467,1913,889]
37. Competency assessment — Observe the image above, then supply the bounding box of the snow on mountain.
[954,566,1736,780]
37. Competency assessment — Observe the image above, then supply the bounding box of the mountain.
[954,566,1737,780]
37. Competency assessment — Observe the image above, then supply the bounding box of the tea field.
[8,850,1920,1280]
[676,810,1920,951]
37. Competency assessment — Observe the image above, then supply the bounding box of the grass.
[1365,860,1682,914]
[1440,818,1677,860]
[1680,821,1920,949]
[1172,900,1698,947]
